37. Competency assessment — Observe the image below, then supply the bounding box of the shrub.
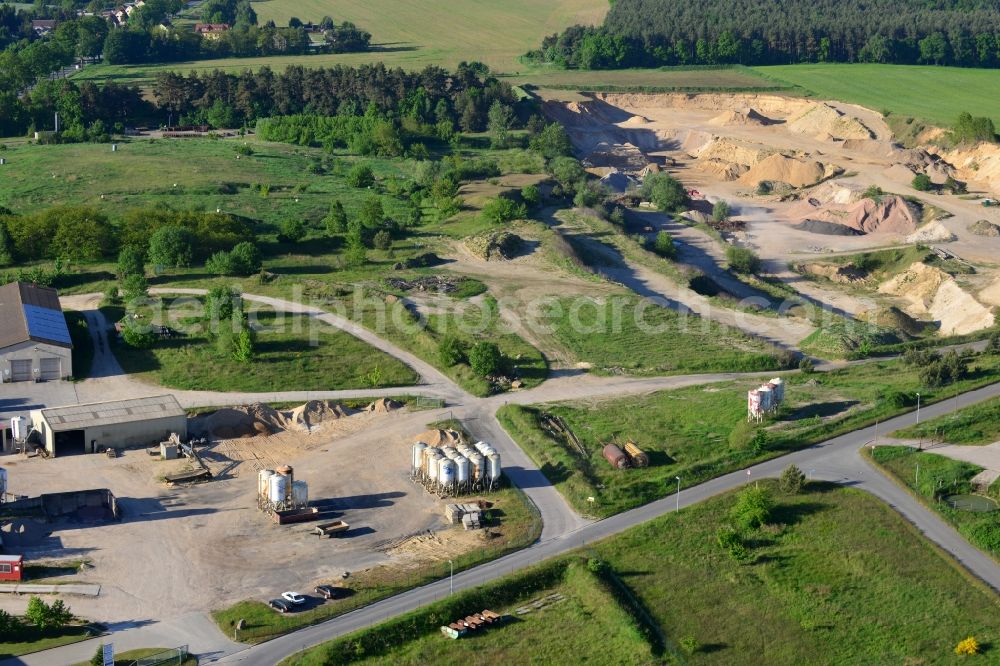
[325,200,348,234]
[148,226,194,269]
[650,231,676,259]
[679,636,701,655]
[730,485,772,530]
[24,596,72,630]
[955,636,980,656]
[481,197,526,224]
[120,273,148,302]
[346,163,375,188]
[779,465,806,494]
[798,357,815,373]
[359,195,385,228]
[726,246,761,274]
[229,242,263,275]
[912,173,933,191]
[438,336,466,366]
[641,172,689,212]
[716,526,750,562]
[712,200,731,223]
[521,184,541,208]
[372,229,392,250]
[116,245,145,279]
[278,219,308,243]
[121,320,156,348]
[468,341,503,377]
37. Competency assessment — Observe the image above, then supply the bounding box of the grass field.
[292,482,1000,665]
[870,446,1000,559]
[499,353,1000,517]
[755,64,1000,127]
[892,396,1000,445]
[214,486,542,643]
[105,305,419,391]
[0,625,96,659]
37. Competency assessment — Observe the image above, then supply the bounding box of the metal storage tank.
[0,467,6,498]
[292,480,308,507]
[428,452,443,482]
[268,473,288,505]
[442,447,459,460]
[468,453,485,480]
[454,455,470,484]
[758,385,774,411]
[603,444,629,469]
[487,453,502,482]
[412,442,427,472]
[474,441,492,455]
[438,458,457,487]
[258,469,275,497]
[422,447,440,475]
[770,377,785,402]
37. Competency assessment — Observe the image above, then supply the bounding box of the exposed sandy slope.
[879,262,995,335]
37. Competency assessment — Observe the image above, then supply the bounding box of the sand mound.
[807,181,866,206]
[694,137,773,166]
[786,103,873,140]
[940,142,1000,195]
[879,262,995,335]
[197,403,288,438]
[708,108,773,127]
[793,195,917,235]
[906,221,956,243]
[620,114,651,126]
[413,428,464,447]
[289,400,354,429]
[969,219,1000,237]
[697,158,748,181]
[738,154,829,188]
[859,306,926,336]
[979,278,1000,306]
[466,231,524,261]
[367,398,402,414]
[793,219,862,236]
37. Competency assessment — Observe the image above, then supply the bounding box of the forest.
[526,0,1000,68]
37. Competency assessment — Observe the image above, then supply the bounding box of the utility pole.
[674,476,681,512]
[448,559,454,595]
[916,392,921,424]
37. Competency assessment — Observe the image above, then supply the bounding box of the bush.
[726,246,761,274]
[346,163,375,188]
[24,596,72,630]
[121,320,156,348]
[912,173,933,191]
[779,465,806,494]
[278,218,308,243]
[372,229,392,250]
[955,636,980,656]
[679,636,701,655]
[641,172,689,212]
[716,526,750,561]
[324,200,348,234]
[481,197,526,224]
[730,485,772,530]
[120,273,148,302]
[148,225,194,269]
[650,231,676,259]
[438,336,466,366]
[712,200,731,223]
[521,184,541,208]
[359,195,385,228]
[468,341,503,377]
[798,357,815,373]
[116,245,145,279]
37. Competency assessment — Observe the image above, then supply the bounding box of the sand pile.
[699,159,749,180]
[694,137,772,166]
[786,103,873,140]
[289,400,354,429]
[198,403,288,438]
[979,278,1000,306]
[737,154,830,188]
[793,195,918,235]
[808,181,866,206]
[969,219,1000,237]
[367,398,402,413]
[413,429,464,447]
[906,221,956,243]
[620,114,651,126]
[708,108,773,126]
[466,231,524,261]
[859,306,926,336]
[879,262,995,335]
[939,142,1000,194]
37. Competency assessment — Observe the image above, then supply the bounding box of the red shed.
[0,554,23,581]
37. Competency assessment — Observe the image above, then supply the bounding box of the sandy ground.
[0,406,487,624]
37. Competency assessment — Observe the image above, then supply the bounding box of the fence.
[126,645,190,666]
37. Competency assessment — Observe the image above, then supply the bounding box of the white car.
[281,591,305,605]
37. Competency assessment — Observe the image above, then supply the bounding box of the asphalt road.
[215,380,1000,666]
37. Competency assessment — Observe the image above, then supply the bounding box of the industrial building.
[30,395,187,456]
[0,281,72,381]
[0,554,23,582]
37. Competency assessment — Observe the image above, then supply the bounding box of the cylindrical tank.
[0,467,6,497]
[412,442,427,472]
[422,447,440,475]
[770,377,785,403]
[454,455,470,484]
[258,469,275,497]
[758,385,774,411]
[748,389,761,412]
[623,441,649,468]
[487,453,502,481]
[474,441,492,455]
[442,447,459,460]
[268,473,288,505]
[468,453,485,480]
[603,444,628,469]
[276,464,294,483]
[438,458,457,486]
[427,452,443,482]
[292,480,308,506]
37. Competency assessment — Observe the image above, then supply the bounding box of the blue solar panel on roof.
[23,304,71,345]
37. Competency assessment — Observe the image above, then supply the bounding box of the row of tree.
[527,0,1000,68]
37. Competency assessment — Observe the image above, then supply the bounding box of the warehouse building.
[0,282,72,382]
[30,395,187,456]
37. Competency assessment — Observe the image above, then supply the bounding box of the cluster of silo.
[410,440,502,495]
[257,464,309,512]
[747,377,786,422]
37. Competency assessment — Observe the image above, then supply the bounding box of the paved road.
[214,380,1000,665]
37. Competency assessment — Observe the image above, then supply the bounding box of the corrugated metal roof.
[40,395,185,432]
[0,282,72,349]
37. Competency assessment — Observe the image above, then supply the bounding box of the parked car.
[281,591,306,605]
[268,599,289,613]
[315,584,343,600]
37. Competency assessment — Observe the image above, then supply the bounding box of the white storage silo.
[412,442,427,473]
[268,473,288,505]
[0,467,6,498]
[758,385,774,412]
[442,447,459,460]
[428,452,443,482]
[438,458,457,487]
[487,453,502,482]
[468,453,485,481]
[454,455,470,484]
[423,447,440,475]
[474,441,492,455]
[258,469,275,497]
[292,480,308,507]
[770,377,785,403]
